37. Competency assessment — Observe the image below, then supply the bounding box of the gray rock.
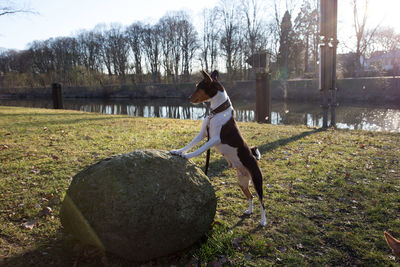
[60,149,216,261]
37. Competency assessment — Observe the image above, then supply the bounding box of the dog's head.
[189,70,224,104]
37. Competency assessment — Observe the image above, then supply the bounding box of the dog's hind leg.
[259,197,266,227]
[237,168,253,215]
[252,173,266,226]
[244,159,266,226]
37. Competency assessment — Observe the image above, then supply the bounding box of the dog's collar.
[210,99,231,116]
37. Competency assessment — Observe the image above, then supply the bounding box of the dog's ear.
[385,231,400,256]
[211,70,219,81]
[201,70,212,83]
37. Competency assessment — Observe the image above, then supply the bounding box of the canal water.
[1,98,399,132]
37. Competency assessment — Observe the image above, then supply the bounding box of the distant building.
[337,50,400,77]
[364,49,400,73]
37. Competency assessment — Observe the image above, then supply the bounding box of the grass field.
[1,106,400,266]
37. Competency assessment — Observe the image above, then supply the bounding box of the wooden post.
[247,51,271,124]
[255,72,271,123]
[52,82,64,109]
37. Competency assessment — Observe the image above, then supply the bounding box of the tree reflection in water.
[0,98,399,132]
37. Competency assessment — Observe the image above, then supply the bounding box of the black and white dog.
[171,70,266,226]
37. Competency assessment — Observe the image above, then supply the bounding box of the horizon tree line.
[0,0,399,88]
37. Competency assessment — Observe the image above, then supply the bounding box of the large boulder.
[60,149,216,261]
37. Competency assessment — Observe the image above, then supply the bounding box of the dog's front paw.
[170,149,182,156]
[259,219,266,227]
[180,153,189,159]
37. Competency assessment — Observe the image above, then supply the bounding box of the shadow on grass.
[2,233,77,267]
[2,231,201,267]
[0,112,101,117]
[257,127,324,154]
[2,233,143,267]
[5,116,130,129]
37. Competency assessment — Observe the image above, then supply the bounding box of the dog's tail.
[251,146,261,161]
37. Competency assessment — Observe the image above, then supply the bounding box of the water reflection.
[1,98,399,132]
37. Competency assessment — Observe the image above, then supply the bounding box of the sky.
[0,0,218,50]
[1,0,400,51]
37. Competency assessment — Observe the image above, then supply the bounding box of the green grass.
[1,105,400,266]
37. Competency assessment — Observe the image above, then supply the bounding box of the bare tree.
[158,15,175,82]
[200,8,220,72]
[293,0,319,75]
[94,24,113,76]
[76,30,103,72]
[270,0,300,58]
[352,0,380,76]
[29,40,54,74]
[142,24,162,83]
[180,16,198,82]
[0,1,35,16]
[95,24,130,83]
[240,0,267,57]
[371,27,400,54]
[109,25,130,83]
[126,22,145,83]
[218,0,242,79]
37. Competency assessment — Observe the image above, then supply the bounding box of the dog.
[170,70,266,226]
[385,231,400,256]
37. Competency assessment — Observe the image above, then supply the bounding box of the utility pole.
[319,0,338,128]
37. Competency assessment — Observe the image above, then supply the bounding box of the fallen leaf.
[31,167,40,175]
[0,144,9,150]
[39,207,53,217]
[22,220,37,230]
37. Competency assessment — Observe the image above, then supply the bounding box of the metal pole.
[330,0,338,127]
[319,0,337,129]
[319,0,329,128]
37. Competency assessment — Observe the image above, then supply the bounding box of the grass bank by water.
[1,106,400,266]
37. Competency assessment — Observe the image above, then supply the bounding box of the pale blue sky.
[0,0,399,51]
[0,0,218,50]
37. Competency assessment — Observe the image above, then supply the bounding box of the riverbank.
[2,97,400,132]
[1,76,399,104]
[1,106,400,265]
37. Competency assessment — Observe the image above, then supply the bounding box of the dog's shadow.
[233,213,250,227]
[257,128,324,155]
[231,214,265,233]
